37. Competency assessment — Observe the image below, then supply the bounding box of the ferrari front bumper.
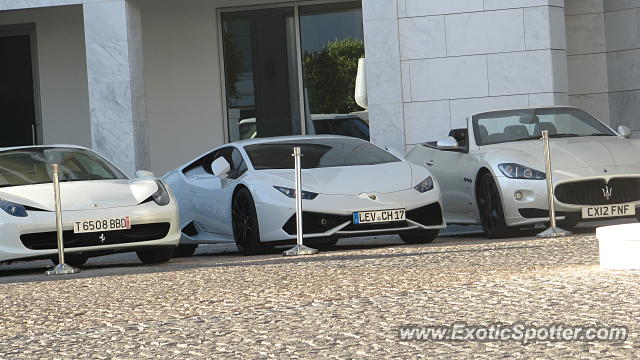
[0,201,180,263]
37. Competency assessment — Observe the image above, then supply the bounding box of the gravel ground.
[0,231,638,358]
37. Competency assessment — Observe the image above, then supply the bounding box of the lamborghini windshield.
[244,138,400,170]
[472,107,616,146]
[0,147,127,188]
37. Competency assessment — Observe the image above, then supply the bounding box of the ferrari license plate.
[73,217,131,234]
[353,209,405,224]
[581,204,635,219]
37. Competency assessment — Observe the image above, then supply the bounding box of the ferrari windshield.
[472,107,615,146]
[244,138,400,170]
[0,147,127,188]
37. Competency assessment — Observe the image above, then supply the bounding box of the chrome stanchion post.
[283,147,319,256]
[537,130,572,238]
[46,163,79,275]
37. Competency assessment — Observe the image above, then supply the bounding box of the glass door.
[220,2,364,142]
[222,8,301,142]
[299,2,366,139]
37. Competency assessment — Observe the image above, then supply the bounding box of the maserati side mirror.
[436,136,460,151]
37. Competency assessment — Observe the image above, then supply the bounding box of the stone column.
[362,0,405,152]
[83,0,148,176]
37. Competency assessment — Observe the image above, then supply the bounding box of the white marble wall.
[362,0,405,152]
[565,0,611,123]
[565,0,640,135]
[365,0,569,149]
[604,1,640,135]
[83,0,148,176]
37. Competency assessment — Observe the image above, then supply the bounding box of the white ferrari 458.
[163,135,446,255]
[407,106,640,238]
[0,145,180,266]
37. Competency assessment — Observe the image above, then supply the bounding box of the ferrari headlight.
[0,198,28,217]
[273,186,318,200]
[498,163,545,180]
[151,180,171,206]
[413,176,434,193]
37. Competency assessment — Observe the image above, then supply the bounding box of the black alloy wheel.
[477,172,510,238]
[232,187,266,255]
[399,229,439,244]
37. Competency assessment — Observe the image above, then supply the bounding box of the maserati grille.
[554,177,640,205]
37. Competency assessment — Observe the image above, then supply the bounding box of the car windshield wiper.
[588,133,615,136]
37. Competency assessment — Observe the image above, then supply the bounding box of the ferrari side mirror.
[437,136,460,151]
[618,125,632,139]
[135,170,155,178]
[211,157,231,179]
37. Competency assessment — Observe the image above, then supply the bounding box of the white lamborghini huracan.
[0,145,180,266]
[163,136,446,255]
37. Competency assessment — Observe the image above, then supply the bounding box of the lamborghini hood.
[256,161,414,195]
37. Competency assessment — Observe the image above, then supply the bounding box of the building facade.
[0,0,638,175]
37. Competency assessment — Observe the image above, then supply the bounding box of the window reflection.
[300,2,368,140]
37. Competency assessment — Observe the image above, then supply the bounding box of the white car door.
[193,147,248,236]
[408,135,477,223]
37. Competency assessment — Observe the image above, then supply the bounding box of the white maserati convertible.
[406,106,640,238]
[0,145,180,266]
[163,135,445,255]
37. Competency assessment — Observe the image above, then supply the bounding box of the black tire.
[400,229,439,244]
[232,187,267,255]
[477,172,510,239]
[136,247,175,264]
[174,244,198,258]
[51,253,89,267]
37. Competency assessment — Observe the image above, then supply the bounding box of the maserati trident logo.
[98,233,106,244]
[602,185,613,201]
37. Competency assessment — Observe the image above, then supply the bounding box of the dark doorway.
[0,33,38,147]
[221,8,301,142]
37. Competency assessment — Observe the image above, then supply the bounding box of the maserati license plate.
[581,204,635,219]
[353,209,405,224]
[74,217,131,234]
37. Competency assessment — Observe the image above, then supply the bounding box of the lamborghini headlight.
[273,186,318,200]
[413,176,434,193]
[498,163,545,180]
[151,180,171,206]
[0,198,28,217]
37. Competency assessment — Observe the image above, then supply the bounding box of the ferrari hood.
[259,161,414,195]
[0,179,159,211]
[485,136,640,171]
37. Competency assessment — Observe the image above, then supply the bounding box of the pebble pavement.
[0,232,638,358]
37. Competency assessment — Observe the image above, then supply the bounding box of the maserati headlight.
[151,180,171,206]
[0,198,28,217]
[273,186,318,200]
[413,176,434,193]
[498,163,545,180]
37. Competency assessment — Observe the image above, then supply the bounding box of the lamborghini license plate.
[353,209,405,224]
[581,204,635,219]
[74,217,131,234]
